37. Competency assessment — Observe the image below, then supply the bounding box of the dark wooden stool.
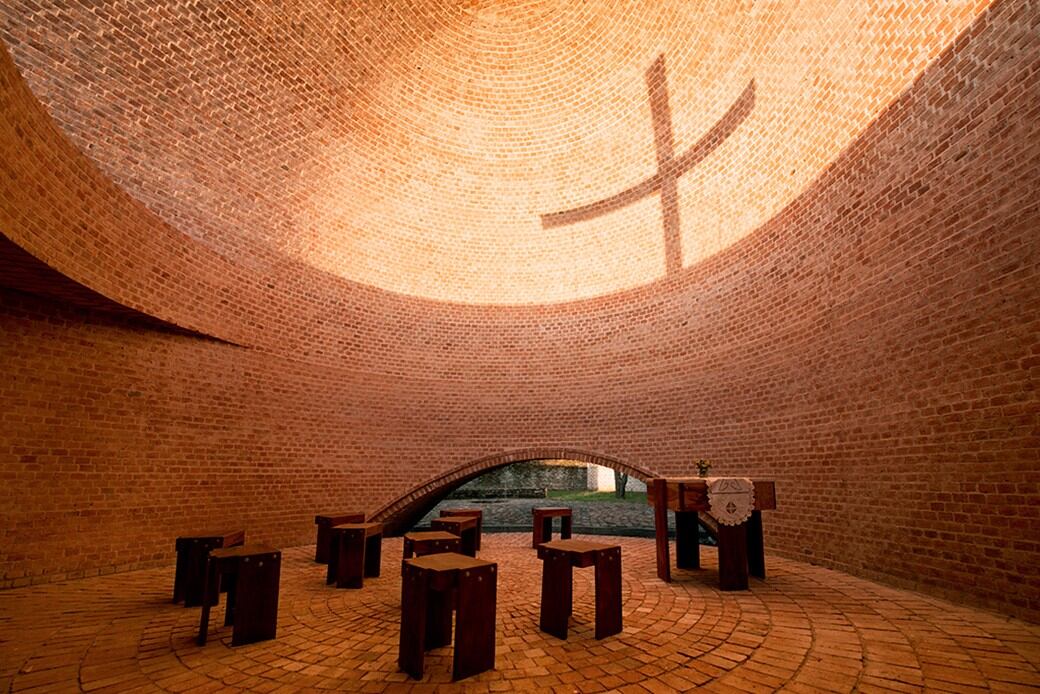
[430,515,479,557]
[326,522,383,589]
[403,531,462,559]
[197,544,280,647]
[537,539,622,640]
[440,508,483,550]
[532,507,573,548]
[399,552,497,681]
[314,512,365,563]
[173,529,245,607]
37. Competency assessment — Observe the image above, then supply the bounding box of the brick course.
[0,0,1038,624]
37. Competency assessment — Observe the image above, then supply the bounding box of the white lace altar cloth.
[705,477,756,526]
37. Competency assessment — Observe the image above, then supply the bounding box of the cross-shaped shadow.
[541,55,755,275]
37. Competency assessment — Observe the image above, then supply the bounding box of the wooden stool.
[326,522,383,589]
[197,544,280,647]
[403,531,461,559]
[532,507,573,548]
[440,508,483,550]
[173,529,245,607]
[537,539,622,640]
[399,552,497,681]
[430,515,479,557]
[314,512,365,563]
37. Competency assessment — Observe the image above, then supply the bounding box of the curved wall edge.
[0,0,1036,622]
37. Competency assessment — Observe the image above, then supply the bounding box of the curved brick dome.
[0,0,985,303]
[1,0,1038,627]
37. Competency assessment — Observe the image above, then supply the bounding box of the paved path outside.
[420,497,660,536]
[2,533,1037,692]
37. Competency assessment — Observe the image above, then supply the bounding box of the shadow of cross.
[541,55,755,275]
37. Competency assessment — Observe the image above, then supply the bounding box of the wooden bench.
[314,512,365,563]
[399,552,497,681]
[439,508,483,550]
[173,529,245,607]
[430,515,479,557]
[532,507,573,548]
[197,544,280,647]
[649,478,776,590]
[403,531,462,560]
[326,522,383,589]
[537,539,622,640]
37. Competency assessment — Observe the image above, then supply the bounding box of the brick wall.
[457,460,590,493]
[0,1,1037,620]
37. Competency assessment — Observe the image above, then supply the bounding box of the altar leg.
[675,511,700,570]
[717,523,749,591]
[652,479,671,582]
[746,510,765,579]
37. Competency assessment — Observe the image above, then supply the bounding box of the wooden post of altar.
[651,478,671,582]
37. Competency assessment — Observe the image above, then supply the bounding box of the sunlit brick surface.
[0,0,988,303]
[1,535,1039,692]
[1,0,1038,629]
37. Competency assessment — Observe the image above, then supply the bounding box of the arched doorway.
[371,448,656,535]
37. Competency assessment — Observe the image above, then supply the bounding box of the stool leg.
[542,516,554,544]
[462,528,477,557]
[223,571,237,627]
[474,515,482,551]
[454,564,497,681]
[364,533,382,577]
[561,514,572,540]
[675,511,700,569]
[231,552,280,646]
[746,510,766,579]
[185,541,217,607]
[315,524,330,563]
[326,533,340,585]
[173,545,186,603]
[539,550,572,639]
[426,586,453,649]
[403,538,413,560]
[338,530,365,589]
[196,556,220,646]
[399,564,427,679]
[594,548,623,639]
[717,523,749,591]
[532,514,544,548]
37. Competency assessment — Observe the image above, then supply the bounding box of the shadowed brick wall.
[0,0,1037,622]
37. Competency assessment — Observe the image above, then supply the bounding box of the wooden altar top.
[647,478,776,512]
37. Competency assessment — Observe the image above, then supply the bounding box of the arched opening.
[371,448,656,535]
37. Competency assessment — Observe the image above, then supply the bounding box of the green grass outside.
[546,490,648,504]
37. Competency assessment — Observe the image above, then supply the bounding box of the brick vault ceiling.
[1,0,989,304]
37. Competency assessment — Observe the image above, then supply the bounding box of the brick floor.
[0,533,1037,692]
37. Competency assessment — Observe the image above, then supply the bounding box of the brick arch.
[371,448,657,535]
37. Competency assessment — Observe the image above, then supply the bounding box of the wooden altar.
[648,478,776,590]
